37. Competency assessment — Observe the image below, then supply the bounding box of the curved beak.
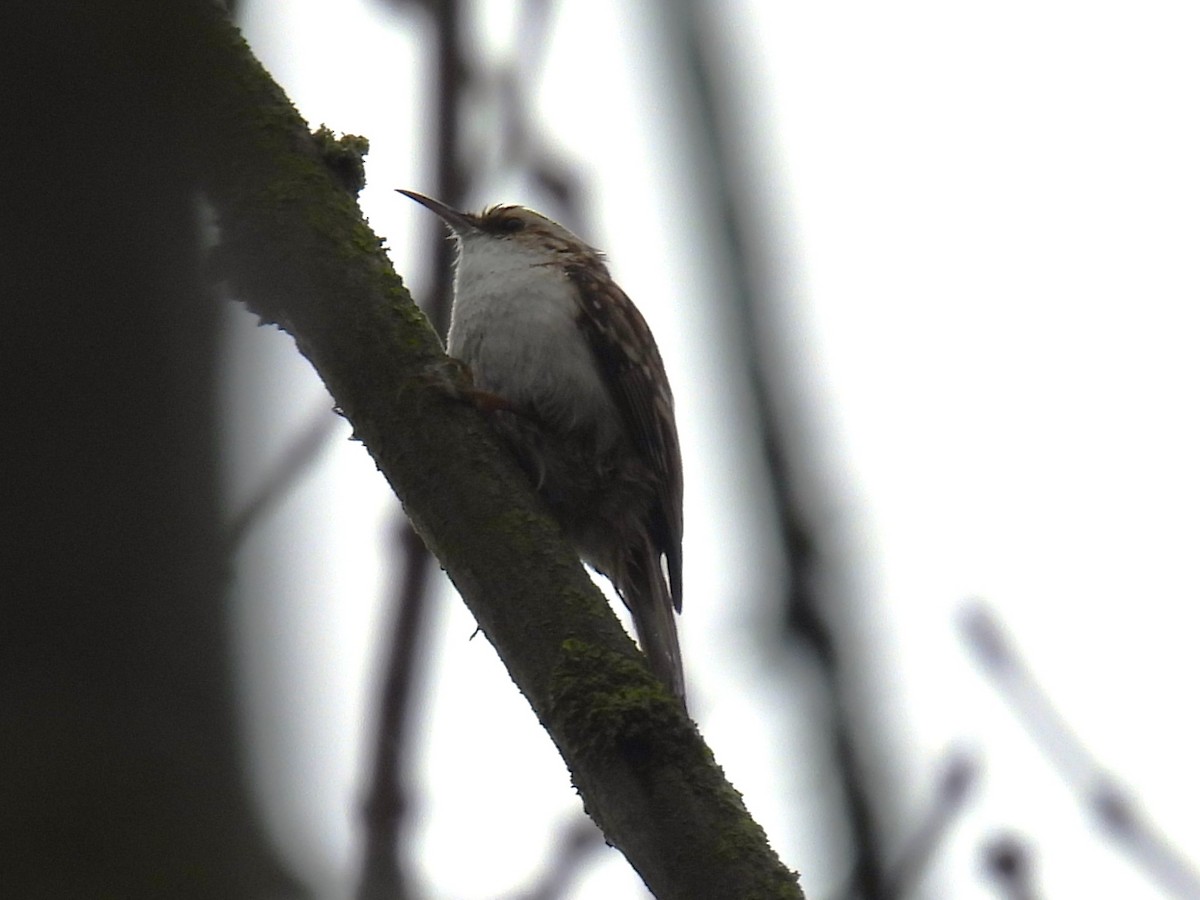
[396,189,477,234]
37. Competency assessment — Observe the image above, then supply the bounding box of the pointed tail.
[625,546,686,709]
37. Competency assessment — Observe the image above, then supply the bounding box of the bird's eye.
[498,216,525,233]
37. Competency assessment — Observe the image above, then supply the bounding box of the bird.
[398,189,686,705]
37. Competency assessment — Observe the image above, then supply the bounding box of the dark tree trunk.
[0,6,300,897]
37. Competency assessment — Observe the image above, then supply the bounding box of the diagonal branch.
[186,4,802,898]
[963,603,1200,898]
[355,3,468,894]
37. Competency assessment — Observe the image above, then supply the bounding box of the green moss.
[483,506,554,554]
[311,125,369,195]
[550,639,691,764]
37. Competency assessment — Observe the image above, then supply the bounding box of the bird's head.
[397,190,600,269]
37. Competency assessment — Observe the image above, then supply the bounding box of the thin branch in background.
[351,0,468,885]
[225,404,337,550]
[439,4,609,896]
[962,602,1200,898]
[506,817,609,900]
[497,1,586,227]
[364,3,604,898]
[655,2,889,895]
[982,833,1039,900]
[879,747,979,899]
[355,1,470,896]
[413,0,467,337]
[356,522,436,900]
[960,603,1093,782]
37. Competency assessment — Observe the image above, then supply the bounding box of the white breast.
[447,237,621,443]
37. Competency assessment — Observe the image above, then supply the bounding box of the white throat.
[446,234,621,443]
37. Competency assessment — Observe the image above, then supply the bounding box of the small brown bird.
[399,190,686,704]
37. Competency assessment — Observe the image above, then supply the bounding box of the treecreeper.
[399,190,686,707]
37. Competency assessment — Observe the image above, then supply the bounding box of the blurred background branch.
[354,1,466,895]
[656,2,894,894]
[963,602,1200,899]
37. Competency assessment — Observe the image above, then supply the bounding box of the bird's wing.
[568,263,684,612]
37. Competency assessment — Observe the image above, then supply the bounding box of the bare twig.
[357,522,436,900]
[962,602,1200,898]
[421,0,466,337]
[882,747,979,899]
[225,404,336,550]
[654,2,888,894]
[356,3,468,896]
[982,833,1039,900]
[506,817,608,900]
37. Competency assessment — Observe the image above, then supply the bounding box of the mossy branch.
[186,4,801,897]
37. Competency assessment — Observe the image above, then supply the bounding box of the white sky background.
[224,2,1200,898]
